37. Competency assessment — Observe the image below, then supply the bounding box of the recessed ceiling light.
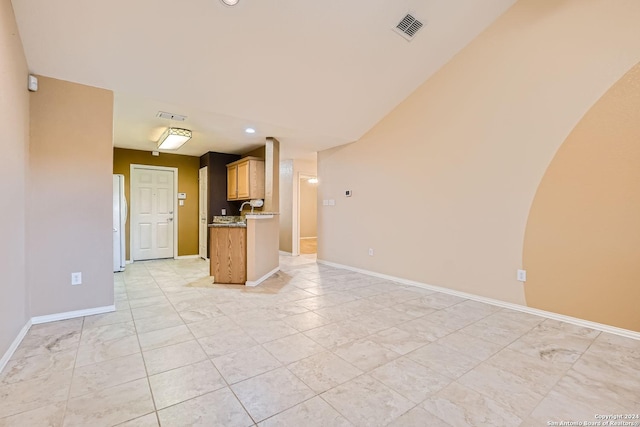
[220,0,239,6]
[245,128,256,134]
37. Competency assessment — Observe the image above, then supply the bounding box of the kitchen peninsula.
[209,213,279,286]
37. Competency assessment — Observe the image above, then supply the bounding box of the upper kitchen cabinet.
[227,156,265,201]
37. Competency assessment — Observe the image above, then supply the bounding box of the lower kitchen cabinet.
[209,227,246,284]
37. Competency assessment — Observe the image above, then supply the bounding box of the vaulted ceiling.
[12,0,516,159]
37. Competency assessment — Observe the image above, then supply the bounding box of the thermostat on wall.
[177,193,187,200]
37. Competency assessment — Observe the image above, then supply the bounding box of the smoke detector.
[393,13,425,41]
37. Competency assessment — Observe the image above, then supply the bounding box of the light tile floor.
[0,255,639,426]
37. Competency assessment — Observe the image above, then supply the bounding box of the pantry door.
[131,165,177,260]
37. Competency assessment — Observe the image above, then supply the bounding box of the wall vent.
[393,13,424,41]
[156,111,187,121]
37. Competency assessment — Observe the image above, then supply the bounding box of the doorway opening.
[130,164,178,261]
[298,174,317,255]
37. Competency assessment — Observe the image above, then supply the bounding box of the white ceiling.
[12,0,516,160]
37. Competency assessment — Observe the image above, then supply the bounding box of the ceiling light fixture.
[245,127,256,134]
[157,127,192,150]
[220,0,239,6]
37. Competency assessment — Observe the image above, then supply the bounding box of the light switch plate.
[71,272,82,285]
[517,269,527,282]
[28,74,38,92]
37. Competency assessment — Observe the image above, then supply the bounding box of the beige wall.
[0,0,29,358]
[113,148,200,258]
[243,146,266,159]
[246,216,280,284]
[523,62,640,332]
[299,179,317,238]
[318,0,640,308]
[279,160,294,252]
[28,76,114,316]
[263,138,280,213]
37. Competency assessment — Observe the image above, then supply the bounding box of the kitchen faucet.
[239,201,251,214]
[239,199,264,215]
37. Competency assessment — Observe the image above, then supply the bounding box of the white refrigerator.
[113,174,127,272]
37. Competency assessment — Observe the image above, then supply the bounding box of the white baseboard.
[31,305,115,325]
[317,259,640,341]
[174,255,200,260]
[246,266,280,287]
[0,320,32,374]
[279,251,292,256]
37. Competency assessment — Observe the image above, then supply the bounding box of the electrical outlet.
[71,272,82,285]
[345,190,352,197]
[517,269,527,282]
[221,209,226,215]
[368,248,374,256]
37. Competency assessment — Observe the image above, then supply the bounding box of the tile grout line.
[298,290,522,424]
[60,315,86,426]
[10,256,628,426]
[293,258,518,426]
[126,262,161,426]
[181,260,347,424]
[519,326,603,423]
[149,260,260,425]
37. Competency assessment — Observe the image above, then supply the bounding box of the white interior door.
[131,166,175,260]
[199,166,208,259]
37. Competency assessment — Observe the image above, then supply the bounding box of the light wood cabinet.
[226,157,265,201]
[227,163,238,201]
[209,226,246,284]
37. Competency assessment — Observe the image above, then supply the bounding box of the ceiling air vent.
[156,111,187,121]
[393,13,424,41]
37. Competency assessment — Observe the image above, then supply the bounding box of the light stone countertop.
[209,215,246,228]
[208,213,280,227]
